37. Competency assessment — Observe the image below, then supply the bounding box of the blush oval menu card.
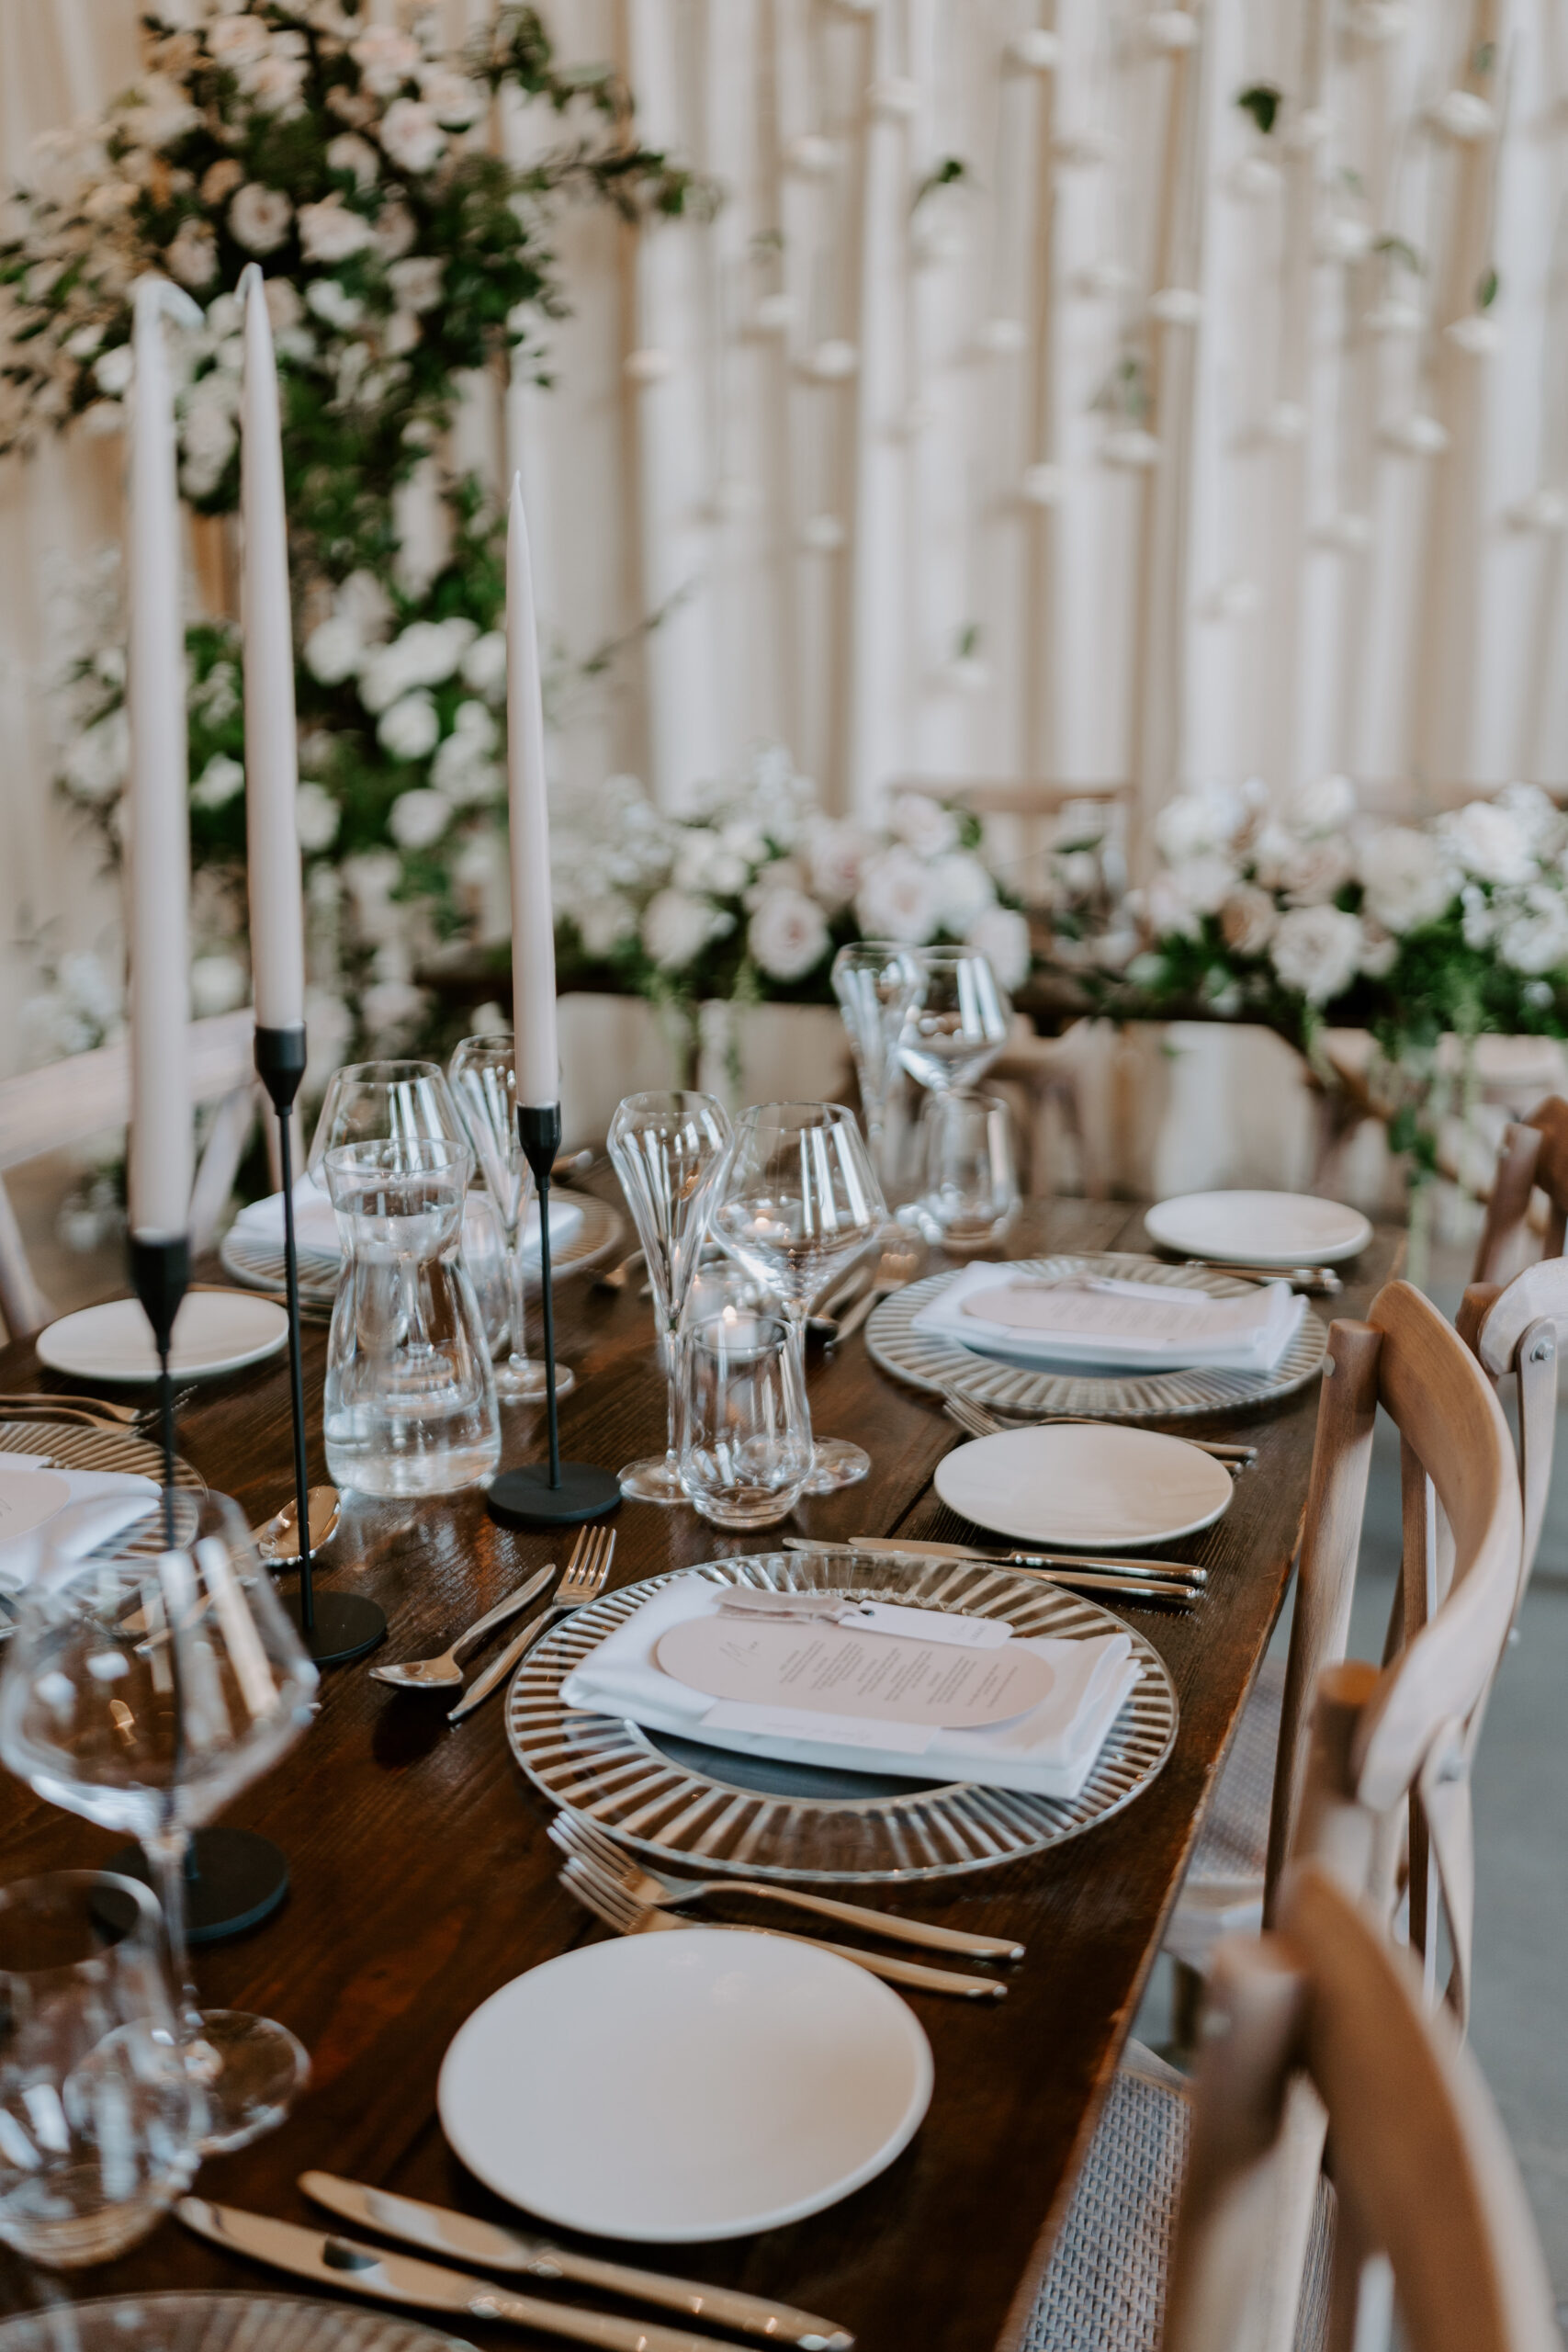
[655,1614,1054,1732]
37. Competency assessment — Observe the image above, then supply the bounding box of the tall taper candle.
[127,278,200,1239]
[506,472,559,1107]
[239,265,304,1030]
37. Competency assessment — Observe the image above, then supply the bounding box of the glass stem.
[143,1824,204,2044]
[504,1231,532,1374]
[662,1320,683,1472]
[785,1307,816,1458]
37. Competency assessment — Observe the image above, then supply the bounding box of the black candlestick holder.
[117,1228,291,1940]
[487,1101,620,1530]
[254,1024,384,1666]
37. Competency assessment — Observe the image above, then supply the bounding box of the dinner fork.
[942,1392,1257,1465]
[549,1810,1024,1961]
[560,1858,1007,2001]
[446,1524,615,1723]
[0,1387,197,1432]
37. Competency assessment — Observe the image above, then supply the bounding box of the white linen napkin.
[0,1456,160,1593]
[913,1261,1306,1375]
[231,1178,583,1262]
[559,1579,1141,1801]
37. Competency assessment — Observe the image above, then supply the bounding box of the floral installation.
[548,746,1033,1038]
[3,0,706,1058]
[1114,773,1568,1173]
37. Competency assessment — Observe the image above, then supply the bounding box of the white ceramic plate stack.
[1143,1190,1371,1267]
[934,1423,1234,1550]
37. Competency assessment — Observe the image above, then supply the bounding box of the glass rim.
[324,1057,446,1084]
[450,1033,515,1058]
[612,1088,728,1117]
[686,1306,790,1346]
[733,1099,859,1130]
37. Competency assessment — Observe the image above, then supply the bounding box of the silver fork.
[446,1523,615,1723]
[942,1392,1257,1464]
[560,1856,1006,2001]
[0,1387,197,1432]
[550,1809,1023,1962]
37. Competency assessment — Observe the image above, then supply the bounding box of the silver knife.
[447,1600,556,1722]
[177,2199,763,2352]
[784,1535,1205,1588]
[299,2173,852,2351]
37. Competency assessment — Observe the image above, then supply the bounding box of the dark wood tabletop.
[0,1197,1401,2350]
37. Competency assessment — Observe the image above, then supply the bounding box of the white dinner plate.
[934,1422,1234,1550]
[37,1292,289,1385]
[438,1927,932,2241]
[1144,1189,1372,1268]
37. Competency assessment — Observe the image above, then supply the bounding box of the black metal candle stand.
[486,1101,620,1530]
[254,1023,384,1666]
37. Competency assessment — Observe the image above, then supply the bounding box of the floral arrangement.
[3,0,704,1057]
[548,748,1033,1027]
[1117,773,1568,1169]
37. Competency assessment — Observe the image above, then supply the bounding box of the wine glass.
[607,1091,732,1503]
[0,1491,319,2157]
[897,946,1011,1095]
[708,1102,887,1493]
[305,1058,466,1185]
[831,942,922,1184]
[448,1035,572,1402]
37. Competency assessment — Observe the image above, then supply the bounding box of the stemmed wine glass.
[607,1091,731,1502]
[708,1102,887,1493]
[897,946,1011,1095]
[448,1035,571,1402]
[306,1059,467,1184]
[831,942,922,1187]
[0,1491,319,2157]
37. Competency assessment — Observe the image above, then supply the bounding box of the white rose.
[374,201,417,259]
[388,786,449,847]
[1439,800,1534,886]
[93,345,134,398]
[965,905,1031,991]
[191,752,244,809]
[1495,782,1562,852]
[748,887,830,982]
[576,894,637,957]
[928,850,996,933]
[854,846,940,944]
[1154,786,1242,862]
[1357,826,1450,933]
[388,255,444,313]
[807,817,872,912]
[350,24,422,94]
[201,159,244,204]
[1359,922,1398,978]
[358,619,469,711]
[362,978,427,1042]
[263,276,303,332]
[378,691,440,762]
[1461,884,1496,949]
[207,17,269,62]
[380,99,446,175]
[306,278,364,329]
[642,887,723,973]
[420,66,487,126]
[1219,885,1277,956]
[432,730,499,805]
[326,133,378,187]
[1497,885,1568,976]
[1270,904,1363,1003]
[295,781,341,850]
[63,711,130,801]
[230,183,293,254]
[167,220,218,289]
[190,952,248,1016]
[243,53,308,114]
[1280,836,1354,906]
[298,197,376,264]
[887,790,959,857]
[1291,772,1357,835]
[1166,854,1235,919]
[674,831,750,897]
[303,615,363,684]
[460,630,506,700]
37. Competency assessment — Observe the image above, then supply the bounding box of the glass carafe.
[322,1138,501,1497]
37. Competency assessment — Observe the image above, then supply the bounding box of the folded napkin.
[231,1178,582,1262]
[0,1457,160,1593]
[560,1578,1141,1801]
[914,1261,1306,1376]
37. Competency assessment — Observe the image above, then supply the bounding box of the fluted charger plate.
[0,2296,469,2352]
[867,1251,1327,1420]
[506,1551,1177,1883]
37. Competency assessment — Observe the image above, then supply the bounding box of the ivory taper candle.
[506,471,559,1106]
[126,277,200,1239]
[239,264,304,1032]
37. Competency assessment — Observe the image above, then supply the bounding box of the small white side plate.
[438,1927,933,2242]
[934,1423,1234,1550]
[37,1292,289,1385]
[1144,1189,1372,1268]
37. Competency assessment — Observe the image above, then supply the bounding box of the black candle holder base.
[487,1463,621,1529]
[281,1587,386,1665]
[105,1827,289,1946]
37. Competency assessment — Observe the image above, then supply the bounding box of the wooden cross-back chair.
[0,1011,261,1341]
[1022,1285,1522,2352]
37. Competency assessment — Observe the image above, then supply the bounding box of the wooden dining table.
[0,1194,1400,2350]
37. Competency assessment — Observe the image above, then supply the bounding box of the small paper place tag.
[656,1615,1054,1732]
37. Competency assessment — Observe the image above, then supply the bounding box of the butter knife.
[784,1535,1205,1589]
[177,2199,761,2352]
[447,1598,557,1722]
[299,2173,852,2351]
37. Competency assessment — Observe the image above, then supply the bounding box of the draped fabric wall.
[3,0,1567,1070]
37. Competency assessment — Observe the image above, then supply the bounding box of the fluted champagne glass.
[830,942,921,1185]
[449,1035,572,1402]
[608,1091,732,1502]
[709,1102,887,1493]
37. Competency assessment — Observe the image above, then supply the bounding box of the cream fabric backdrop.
[3,0,1566,1071]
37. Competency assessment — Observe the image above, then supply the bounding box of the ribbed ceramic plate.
[0,2296,472,2352]
[506,1552,1177,1883]
[866,1252,1327,1421]
[220,1188,626,1302]
[0,1419,205,1554]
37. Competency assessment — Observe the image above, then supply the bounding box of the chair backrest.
[0,1011,259,1340]
[1263,1281,1521,2025]
[1472,1095,1568,1283]
[1162,1860,1560,2352]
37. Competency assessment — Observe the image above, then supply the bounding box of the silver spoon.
[369,1564,556,1690]
[252,1486,342,1562]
